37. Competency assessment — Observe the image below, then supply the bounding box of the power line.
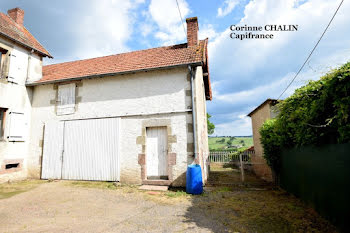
[277,0,344,100]
[175,0,187,37]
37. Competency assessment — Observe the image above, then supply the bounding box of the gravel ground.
[0,165,337,233]
[0,181,208,233]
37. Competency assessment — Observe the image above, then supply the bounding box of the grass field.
[208,136,253,151]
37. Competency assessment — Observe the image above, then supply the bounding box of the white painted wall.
[26,53,43,83]
[29,67,196,185]
[0,37,43,182]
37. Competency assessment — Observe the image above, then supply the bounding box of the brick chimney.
[7,8,24,26]
[186,17,198,47]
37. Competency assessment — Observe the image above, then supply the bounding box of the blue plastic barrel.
[186,164,203,195]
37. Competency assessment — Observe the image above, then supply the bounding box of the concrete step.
[139,185,169,191]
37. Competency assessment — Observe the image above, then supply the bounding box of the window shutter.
[8,112,26,142]
[1,51,11,79]
[7,52,20,84]
[57,83,76,115]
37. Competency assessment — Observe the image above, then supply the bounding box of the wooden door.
[41,121,64,179]
[146,127,168,180]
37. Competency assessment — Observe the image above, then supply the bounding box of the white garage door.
[41,118,120,181]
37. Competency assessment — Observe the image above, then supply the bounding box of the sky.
[1,0,350,136]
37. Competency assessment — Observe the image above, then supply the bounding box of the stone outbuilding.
[247,98,279,181]
[0,8,211,187]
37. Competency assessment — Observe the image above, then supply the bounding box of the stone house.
[0,8,212,187]
[247,98,279,181]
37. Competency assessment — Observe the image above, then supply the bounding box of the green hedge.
[260,62,350,176]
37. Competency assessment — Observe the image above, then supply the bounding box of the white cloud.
[215,72,296,103]
[147,0,190,45]
[70,0,144,60]
[214,112,252,136]
[217,0,240,17]
[199,24,219,40]
[208,0,350,135]
[139,23,154,37]
[149,0,189,30]
[210,0,350,81]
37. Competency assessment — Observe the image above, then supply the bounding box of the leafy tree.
[227,140,233,146]
[207,113,215,135]
[260,62,350,178]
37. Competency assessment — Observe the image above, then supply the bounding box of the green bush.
[260,62,350,176]
[260,119,282,174]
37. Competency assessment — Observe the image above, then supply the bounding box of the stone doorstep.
[139,185,169,191]
[142,179,172,186]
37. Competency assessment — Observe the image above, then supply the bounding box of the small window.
[57,83,76,115]
[0,108,7,139]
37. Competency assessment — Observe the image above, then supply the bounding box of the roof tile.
[0,12,51,57]
[39,40,207,84]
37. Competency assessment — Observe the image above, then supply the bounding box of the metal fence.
[208,150,254,163]
[208,150,255,182]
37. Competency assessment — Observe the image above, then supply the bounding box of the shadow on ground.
[183,163,337,233]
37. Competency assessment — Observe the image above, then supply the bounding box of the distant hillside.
[208,136,253,151]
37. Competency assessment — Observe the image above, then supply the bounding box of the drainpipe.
[189,65,198,161]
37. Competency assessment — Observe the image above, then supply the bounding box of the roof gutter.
[26,61,202,86]
[0,31,52,58]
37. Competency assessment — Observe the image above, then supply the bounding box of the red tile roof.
[33,39,212,99]
[0,12,51,58]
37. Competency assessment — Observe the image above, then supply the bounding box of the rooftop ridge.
[44,40,205,68]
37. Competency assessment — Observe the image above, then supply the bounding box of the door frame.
[137,119,177,186]
[146,126,168,180]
